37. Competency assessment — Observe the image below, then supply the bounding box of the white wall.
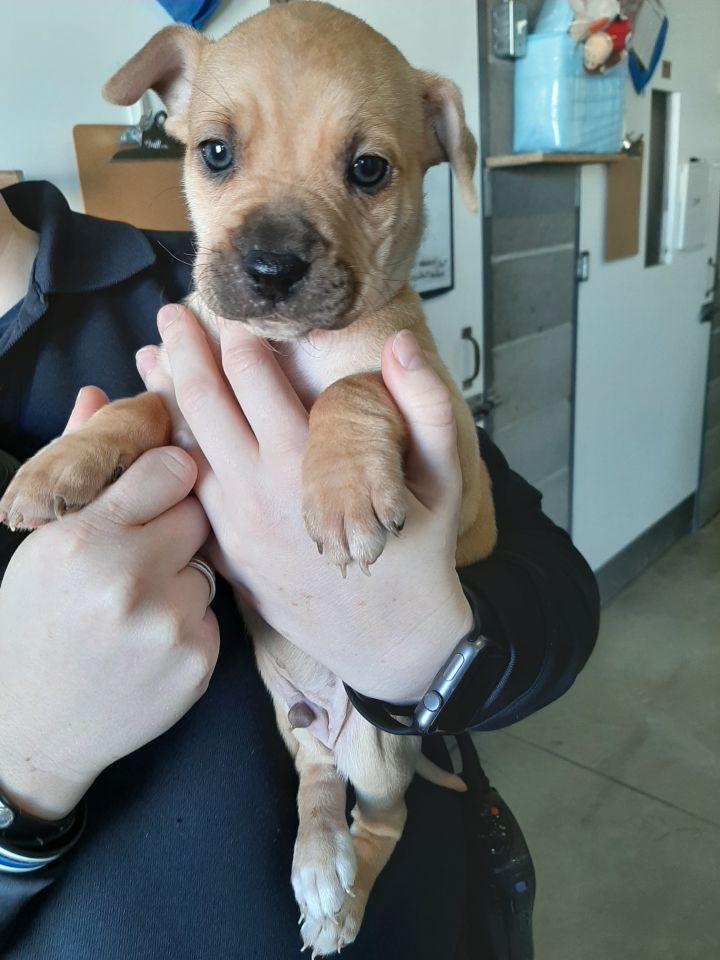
[572,0,720,570]
[0,0,170,208]
[0,0,484,392]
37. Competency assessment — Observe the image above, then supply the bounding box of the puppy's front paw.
[292,825,364,956]
[302,446,406,575]
[0,433,132,530]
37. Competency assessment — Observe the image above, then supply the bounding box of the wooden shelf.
[485,151,629,168]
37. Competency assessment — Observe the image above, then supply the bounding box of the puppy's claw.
[358,560,371,577]
[298,913,305,926]
[344,885,356,898]
[339,563,347,579]
[388,518,405,537]
[9,513,23,532]
[315,540,323,556]
[53,495,66,520]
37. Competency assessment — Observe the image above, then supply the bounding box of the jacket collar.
[2,180,157,295]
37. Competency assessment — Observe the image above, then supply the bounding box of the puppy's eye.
[199,139,234,173]
[348,154,389,191]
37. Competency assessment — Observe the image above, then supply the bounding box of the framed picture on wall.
[412,164,454,299]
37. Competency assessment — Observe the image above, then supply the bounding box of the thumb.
[83,446,198,528]
[381,330,460,507]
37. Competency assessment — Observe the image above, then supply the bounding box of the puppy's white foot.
[300,893,366,957]
[293,826,363,956]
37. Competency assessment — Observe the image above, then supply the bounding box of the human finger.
[185,606,221,689]
[156,304,256,472]
[140,493,211,571]
[63,386,110,434]
[174,560,217,614]
[81,446,198,529]
[380,330,460,509]
[217,317,308,453]
[136,343,212,478]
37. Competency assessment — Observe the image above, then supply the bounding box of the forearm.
[0,449,65,934]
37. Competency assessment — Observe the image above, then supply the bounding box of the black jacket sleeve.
[454,429,600,732]
[0,450,25,579]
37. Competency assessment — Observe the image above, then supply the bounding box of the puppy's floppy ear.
[419,72,478,214]
[103,26,205,142]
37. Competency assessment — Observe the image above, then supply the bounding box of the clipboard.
[73,125,191,231]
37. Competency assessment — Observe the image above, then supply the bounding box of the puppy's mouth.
[198,250,356,340]
[195,205,357,340]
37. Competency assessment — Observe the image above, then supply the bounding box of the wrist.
[0,773,87,823]
[349,576,473,703]
[344,580,492,736]
[0,741,91,822]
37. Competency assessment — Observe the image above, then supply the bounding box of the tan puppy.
[1,2,496,953]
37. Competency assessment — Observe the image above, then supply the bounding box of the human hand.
[137,306,472,703]
[0,388,219,820]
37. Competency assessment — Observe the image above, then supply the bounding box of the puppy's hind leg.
[333,710,423,950]
[289,728,358,958]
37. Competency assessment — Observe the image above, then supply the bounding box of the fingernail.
[392,330,426,371]
[157,304,180,336]
[136,346,159,378]
[75,386,88,404]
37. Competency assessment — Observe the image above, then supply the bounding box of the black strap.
[0,796,86,857]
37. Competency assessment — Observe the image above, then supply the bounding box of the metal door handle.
[462,326,481,390]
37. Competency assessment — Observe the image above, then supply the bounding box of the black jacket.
[0,181,599,958]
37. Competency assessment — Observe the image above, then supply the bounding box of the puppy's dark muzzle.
[243,248,310,302]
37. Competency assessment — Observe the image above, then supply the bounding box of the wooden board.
[605,152,644,261]
[73,125,191,231]
[486,152,628,168]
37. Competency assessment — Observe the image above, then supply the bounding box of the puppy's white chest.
[275,336,378,408]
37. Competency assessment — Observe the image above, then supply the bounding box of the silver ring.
[187,556,216,606]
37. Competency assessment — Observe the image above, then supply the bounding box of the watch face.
[0,801,15,830]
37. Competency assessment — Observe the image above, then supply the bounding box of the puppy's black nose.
[243,249,309,301]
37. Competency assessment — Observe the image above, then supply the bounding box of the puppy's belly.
[245,607,353,751]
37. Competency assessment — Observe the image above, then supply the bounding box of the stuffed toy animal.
[569,0,632,72]
[568,0,621,41]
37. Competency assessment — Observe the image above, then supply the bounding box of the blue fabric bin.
[514,32,626,153]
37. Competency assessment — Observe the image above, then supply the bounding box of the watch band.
[345,584,492,736]
[0,792,86,856]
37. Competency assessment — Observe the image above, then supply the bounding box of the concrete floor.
[473,514,720,960]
